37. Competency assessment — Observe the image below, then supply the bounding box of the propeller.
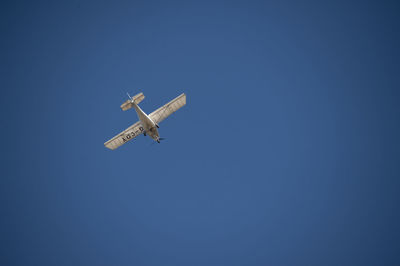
[149,138,166,146]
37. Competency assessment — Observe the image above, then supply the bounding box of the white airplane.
[104,92,186,150]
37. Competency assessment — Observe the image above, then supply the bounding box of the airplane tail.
[120,92,145,111]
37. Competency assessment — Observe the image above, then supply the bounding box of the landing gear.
[143,132,146,136]
[157,140,160,143]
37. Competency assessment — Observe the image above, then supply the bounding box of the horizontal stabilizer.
[120,92,145,111]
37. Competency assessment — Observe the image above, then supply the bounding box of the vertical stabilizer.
[120,92,145,111]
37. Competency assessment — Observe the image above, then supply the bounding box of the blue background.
[1,0,400,265]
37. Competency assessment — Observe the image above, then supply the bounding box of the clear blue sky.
[1,1,400,265]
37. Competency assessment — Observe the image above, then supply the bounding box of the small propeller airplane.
[104,92,186,150]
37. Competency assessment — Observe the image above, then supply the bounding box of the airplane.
[104,92,186,150]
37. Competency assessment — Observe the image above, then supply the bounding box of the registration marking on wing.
[122,127,145,142]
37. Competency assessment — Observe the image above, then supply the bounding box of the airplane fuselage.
[132,102,160,142]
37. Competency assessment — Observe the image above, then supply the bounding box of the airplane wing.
[104,121,144,150]
[149,93,186,124]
